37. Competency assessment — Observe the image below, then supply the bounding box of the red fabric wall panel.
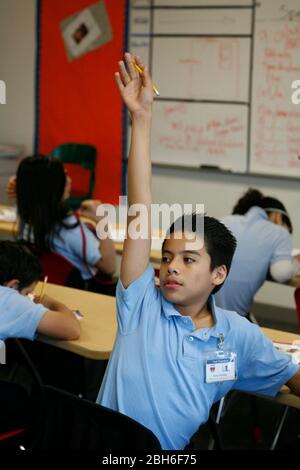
[38,0,125,203]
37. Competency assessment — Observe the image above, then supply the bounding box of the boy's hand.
[115,52,153,117]
[78,199,103,222]
[35,294,73,316]
[34,294,56,310]
[6,176,17,199]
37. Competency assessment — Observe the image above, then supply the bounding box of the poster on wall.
[60,1,113,61]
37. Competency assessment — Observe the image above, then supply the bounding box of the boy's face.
[159,231,226,307]
[268,211,290,233]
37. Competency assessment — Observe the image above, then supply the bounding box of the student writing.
[0,241,80,341]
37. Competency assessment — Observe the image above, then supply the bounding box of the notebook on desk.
[273,342,300,365]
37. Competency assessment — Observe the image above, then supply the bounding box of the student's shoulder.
[216,305,260,339]
[0,286,46,314]
[117,265,158,303]
[272,223,291,240]
[62,214,79,226]
[217,306,248,327]
[0,284,19,301]
[221,214,242,227]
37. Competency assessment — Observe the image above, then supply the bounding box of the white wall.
[0,0,299,312]
[0,0,36,154]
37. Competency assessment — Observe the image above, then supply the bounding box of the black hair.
[165,214,237,294]
[232,188,292,233]
[16,155,78,251]
[0,240,43,290]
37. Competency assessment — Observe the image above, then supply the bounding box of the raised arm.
[115,53,154,288]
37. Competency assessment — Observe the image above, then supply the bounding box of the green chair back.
[51,143,97,209]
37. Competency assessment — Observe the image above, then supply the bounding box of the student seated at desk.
[0,241,80,341]
[214,188,300,319]
[97,53,300,451]
[8,155,116,294]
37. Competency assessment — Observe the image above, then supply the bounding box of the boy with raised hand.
[97,53,300,450]
[0,241,80,341]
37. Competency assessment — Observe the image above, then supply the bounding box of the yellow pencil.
[39,275,48,301]
[133,62,160,96]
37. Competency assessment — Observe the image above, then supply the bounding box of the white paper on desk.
[0,207,16,222]
[292,248,300,257]
[273,342,300,365]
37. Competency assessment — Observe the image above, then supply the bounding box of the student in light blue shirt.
[12,155,116,283]
[97,54,300,450]
[0,241,80,341]
[214,189,300,317]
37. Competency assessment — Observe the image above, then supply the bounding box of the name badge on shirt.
[205,350,237,383]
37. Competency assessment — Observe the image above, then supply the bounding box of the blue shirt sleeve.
[234,322,299,397]
[116,265,158,334]
[0,288,47,341]
[270,227,293,264]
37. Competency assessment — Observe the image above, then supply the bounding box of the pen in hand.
[133,61,160,96]
[39,275,48,302]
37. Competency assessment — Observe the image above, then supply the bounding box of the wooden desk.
[35,282,117,360]
[261,328,300,410]
[0,205,17,237]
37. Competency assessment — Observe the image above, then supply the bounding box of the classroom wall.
[0,0,36,153]
[0,0,299,314]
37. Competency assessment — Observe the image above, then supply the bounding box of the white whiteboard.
[152,37,251,101]
[154,0,252,5]
[250,0,300,178]
[153,8,252,35]
[129,0,300,178]
[151,101,248,171]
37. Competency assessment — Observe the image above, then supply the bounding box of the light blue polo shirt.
[21,216,102,280]
[0,286,47,341]
[97,265,298,450]
[214,206,292,316]
[51,216,101,280]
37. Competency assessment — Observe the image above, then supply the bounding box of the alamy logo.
[0,80,6,104]
[291,80,300,105]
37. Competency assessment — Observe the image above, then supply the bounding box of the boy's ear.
[212,265,227,287]
[4,279,20,290]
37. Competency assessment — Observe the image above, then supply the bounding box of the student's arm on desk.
[286,368,300,396]
[115,53,154,288]
[35,294,80,340]
[6,176,17,200]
